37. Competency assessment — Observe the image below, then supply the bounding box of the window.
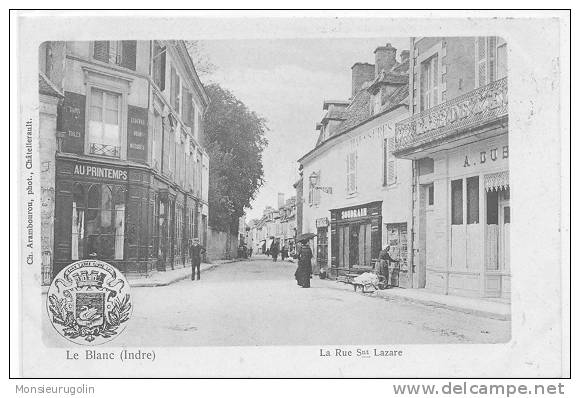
[346,151,357,194]
[152,42,166,90]
[151,111,163,170]
[428,184,434,206]
[93,41,137,70]
[71,183,125,260]
[476,37,507,86]
[466,176,479,224]
[182,87,194,128]
[496,43,507,80]
[420,55,438,111]
[308,172,320,205]
[170,66,181,112]
[451,179,463,225]
[196,155,202,197]
[88,88,121,158]
[383,137,396,185]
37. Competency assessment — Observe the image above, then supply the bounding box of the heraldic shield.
[46,260,132,345]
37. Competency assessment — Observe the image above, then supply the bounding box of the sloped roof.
[39,72,64,98]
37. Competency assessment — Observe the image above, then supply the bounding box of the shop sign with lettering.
[341,207,368,220]
[316,217,329,228]
[127,105,149,163]
[463,145,509,168]
[57,92,86,154]
[73,164,128,181]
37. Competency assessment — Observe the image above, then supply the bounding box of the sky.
[198,37,409,221]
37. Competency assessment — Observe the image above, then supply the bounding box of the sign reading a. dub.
[73,164,128,181]
[46,260,132,345]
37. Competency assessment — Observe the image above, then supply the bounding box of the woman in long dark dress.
[295,240,313,288]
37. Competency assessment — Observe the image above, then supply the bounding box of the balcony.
[89,143,121,158]
[394,77,507,158]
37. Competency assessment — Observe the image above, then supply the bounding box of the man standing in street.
[189,238,206,281]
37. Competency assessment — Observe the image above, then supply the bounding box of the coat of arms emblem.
[46,260,132,345]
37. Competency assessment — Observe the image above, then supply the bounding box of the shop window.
[88,88,121,158]
[93,41,136,71]
[151,110,163,170]
[466,176,479,224]
[152,41,166,90]
[486,190,499,225]
[383,137,396,186]
[428,184,434,206]
[346,151,357,194]
[420,54,438,111]
[451,179,463,225]
[71,184,85,260]
[72,184,125,260]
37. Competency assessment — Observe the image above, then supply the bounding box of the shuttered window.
[182,87,193,128]
[170,66,181,112]
[152,42,166,90]
[346,151,357,194]
[93,41,110,63]
[476,37,487,87]
[383,137,396,185]
[420,55,438,111]
[93,41,137,71]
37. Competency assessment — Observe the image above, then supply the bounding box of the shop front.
[53,156,192,279]
[330,201,382,278]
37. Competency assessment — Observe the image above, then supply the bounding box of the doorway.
[485,188,510,272]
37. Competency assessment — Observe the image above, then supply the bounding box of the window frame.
[91,41,137,71]
[84,83,128,160]
[416,42,443,112]
[346,151,358,194]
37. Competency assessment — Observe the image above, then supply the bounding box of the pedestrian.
[248,247,253,258]
[189,238,206,281]
[271,239,280,262]
[281,245,288,261]
[295,239,313,288]
[378,245,399,288]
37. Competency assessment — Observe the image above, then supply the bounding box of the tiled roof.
[330,89,371,137]
[39,72,64,98]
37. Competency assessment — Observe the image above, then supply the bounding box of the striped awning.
[484,171,509,192]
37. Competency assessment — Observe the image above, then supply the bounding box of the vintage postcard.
[12,10,569,378]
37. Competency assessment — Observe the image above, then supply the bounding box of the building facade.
[40,40,210,283]
[393,37,509,298]
[298,44,413,283]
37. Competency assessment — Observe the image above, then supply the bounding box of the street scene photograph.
[37,33,512,347]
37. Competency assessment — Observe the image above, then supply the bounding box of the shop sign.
[73,163,128,181]
[341,207,367,220]
[127,105,149,163]
[395,77,507,152]
[316,217,329,228]
[57,91,85,154]
[463,145,509,168]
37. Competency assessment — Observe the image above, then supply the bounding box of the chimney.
[277,193,285,209]
[374,43,397,76]
[400,50,410,64]
[351,62,375,97]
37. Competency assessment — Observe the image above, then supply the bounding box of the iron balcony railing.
[89,143,121,158]
[394,77,507,155]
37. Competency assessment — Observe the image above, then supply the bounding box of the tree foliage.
[204,83,268,233]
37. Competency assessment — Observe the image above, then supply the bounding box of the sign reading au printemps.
[73,164,128,181]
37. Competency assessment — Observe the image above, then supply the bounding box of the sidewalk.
[41,259,238,293]
[323,279,510,321]
[129,259,238,287]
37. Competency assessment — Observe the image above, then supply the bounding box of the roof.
[323,100,350,110]
[298,78,408,164]
[39,72,64,98]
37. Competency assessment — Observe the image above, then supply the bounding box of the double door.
[337,222,372,268]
